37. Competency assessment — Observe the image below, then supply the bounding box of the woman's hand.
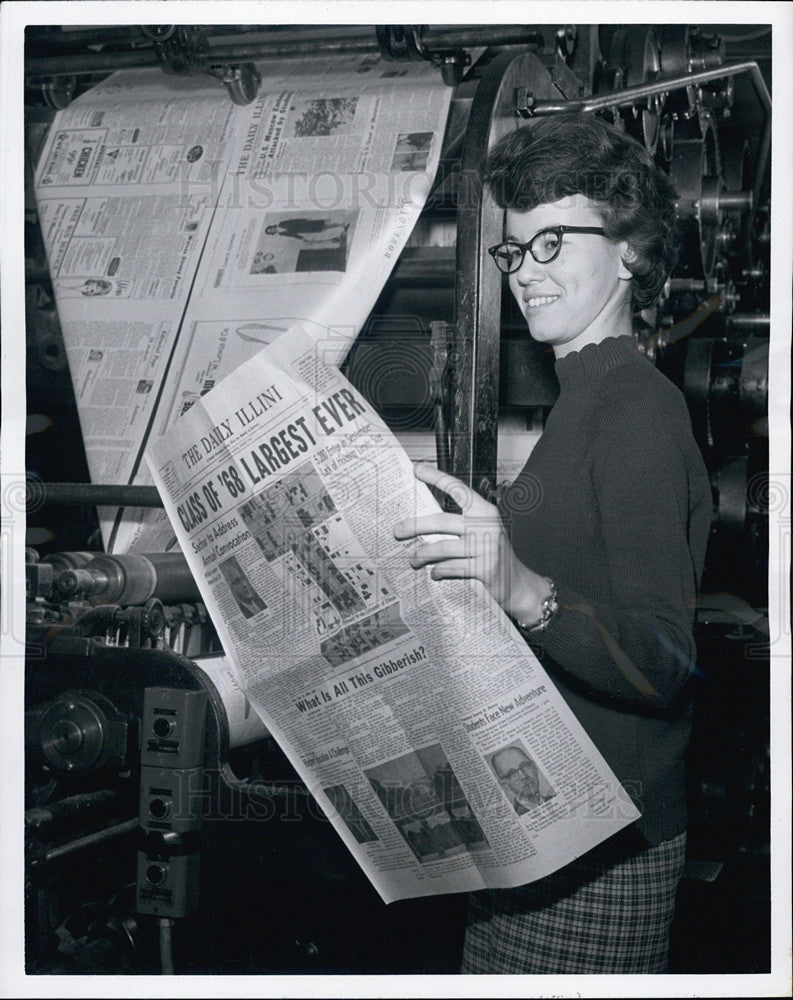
[393,463,548,624]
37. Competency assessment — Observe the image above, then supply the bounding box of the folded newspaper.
[146,326,640,902]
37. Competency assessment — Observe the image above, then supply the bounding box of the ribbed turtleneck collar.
[555,335,641,391]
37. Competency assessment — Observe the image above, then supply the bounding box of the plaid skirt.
[461,829,686,974]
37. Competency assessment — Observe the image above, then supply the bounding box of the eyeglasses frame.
[488,225,608,273]
[499,761,539,783]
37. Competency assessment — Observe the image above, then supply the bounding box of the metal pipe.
[718,190,753,213]
[159,918,175,976]
[200,32,378,62]
[37,817,139,865]
[727,313,770,330]
[26,48,157,77]
[208,25,544,60]
[25,790,121,832]
[423,26,544,48]
[529,60,771,231]
[27,25,148,46]
[529,61,770,117]
[36,482,163,507]
[27,24,254,48]
[27,24,545,80]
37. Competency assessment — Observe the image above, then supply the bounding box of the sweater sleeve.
[531,393,703,710]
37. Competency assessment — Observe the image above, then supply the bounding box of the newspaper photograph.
[146,328,640,903]
[31,55,453,555]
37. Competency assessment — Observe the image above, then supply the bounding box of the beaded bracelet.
[515,577,558,633]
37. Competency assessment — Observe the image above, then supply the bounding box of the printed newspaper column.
[32,71,240,495]
[146,328,639,903]
[31,57,454,555]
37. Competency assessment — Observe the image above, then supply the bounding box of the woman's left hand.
[393,463,544,621]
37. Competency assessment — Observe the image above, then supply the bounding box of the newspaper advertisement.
[145,328,640,903]
[32,57,453,554]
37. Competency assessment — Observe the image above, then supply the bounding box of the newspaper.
[146,328,640,902]
[32,56,453,553]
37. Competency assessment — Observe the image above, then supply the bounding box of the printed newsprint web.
[32,54,453,553]
[146,328,640,903]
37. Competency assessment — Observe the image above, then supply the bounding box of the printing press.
[21,22,773,975]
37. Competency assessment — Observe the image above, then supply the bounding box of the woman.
[393,111,712,973]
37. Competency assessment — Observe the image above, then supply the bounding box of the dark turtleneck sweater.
[500,335,712,845]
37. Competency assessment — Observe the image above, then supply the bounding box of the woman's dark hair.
[485,112,679,309]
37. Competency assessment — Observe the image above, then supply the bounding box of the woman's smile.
[522,293,560,312]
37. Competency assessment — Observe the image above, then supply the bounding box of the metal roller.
[657,25,731,138]
[40,550,97,572]
[657,25,696,118]
[659,25,691,77]
[738,336,769,433]
[669,114,723,282]
[36,689,129,775]
[683,337,716,448]
[683,334,765,454]
[607,26,663,153]
[55,552,201,606]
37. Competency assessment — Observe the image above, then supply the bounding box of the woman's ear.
[618,243,636,281]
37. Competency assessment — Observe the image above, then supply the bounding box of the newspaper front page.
[32,56,453,553]
[146,328,640,903]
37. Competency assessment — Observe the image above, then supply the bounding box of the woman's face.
[506,195,632,359]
